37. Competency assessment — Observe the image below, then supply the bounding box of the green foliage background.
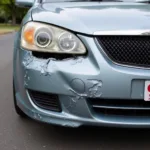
[0,0,28,25]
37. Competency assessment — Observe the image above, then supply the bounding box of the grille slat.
[28,90,62,112]
[97,36,150,67]
[89,98,150,117]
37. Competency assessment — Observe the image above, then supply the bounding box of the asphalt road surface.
[0,33,150,150]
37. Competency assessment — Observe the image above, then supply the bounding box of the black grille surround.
[28,90,62,112]
[88,98,150,117]
[96,36,150,68]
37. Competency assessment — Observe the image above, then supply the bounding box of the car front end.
[13,0,150,127]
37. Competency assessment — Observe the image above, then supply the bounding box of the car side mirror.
[15,0,34,8]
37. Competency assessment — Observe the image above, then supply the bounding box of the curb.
[0,31,16,35]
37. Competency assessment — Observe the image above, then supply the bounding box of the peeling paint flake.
[23,53,57,85]
[62,121,77,127]
[40,59,51,76]
[22,52,34,67]
[66,79,102,110]
[24,70,30,86]
[88,79,102,97]
[33,111,43,120]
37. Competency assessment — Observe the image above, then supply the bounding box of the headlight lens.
[35,29,52,48]
[21,22,86,54]
[58,32,78,52]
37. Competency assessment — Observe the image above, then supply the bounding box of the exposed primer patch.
[33,112,42,120]
[22,52,34,67]
[62,116,78,127]
[69,79,102,99]
[40,59,51,76]
[71,57,83,65]
[40,58,57,76]
[62,121,77,127]
[24,70,30,86]
[88,79,103,98]
[23,52,57,79]
[66,79,102,110]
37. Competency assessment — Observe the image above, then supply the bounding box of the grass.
[0,24,20,34]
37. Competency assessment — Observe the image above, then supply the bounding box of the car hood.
[32,2,150,35]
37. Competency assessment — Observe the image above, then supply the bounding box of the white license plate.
[144,81,150,101]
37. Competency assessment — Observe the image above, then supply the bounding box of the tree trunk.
[12,11,16,25]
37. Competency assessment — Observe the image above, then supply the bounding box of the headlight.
[21,22,86,54]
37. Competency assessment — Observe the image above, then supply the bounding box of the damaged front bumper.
[14,35,150,128]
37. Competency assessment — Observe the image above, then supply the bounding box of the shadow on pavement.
[17,117,150,149]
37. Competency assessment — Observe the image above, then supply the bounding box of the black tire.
[13,80,27,118]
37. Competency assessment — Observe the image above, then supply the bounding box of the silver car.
[13,0,150,128]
